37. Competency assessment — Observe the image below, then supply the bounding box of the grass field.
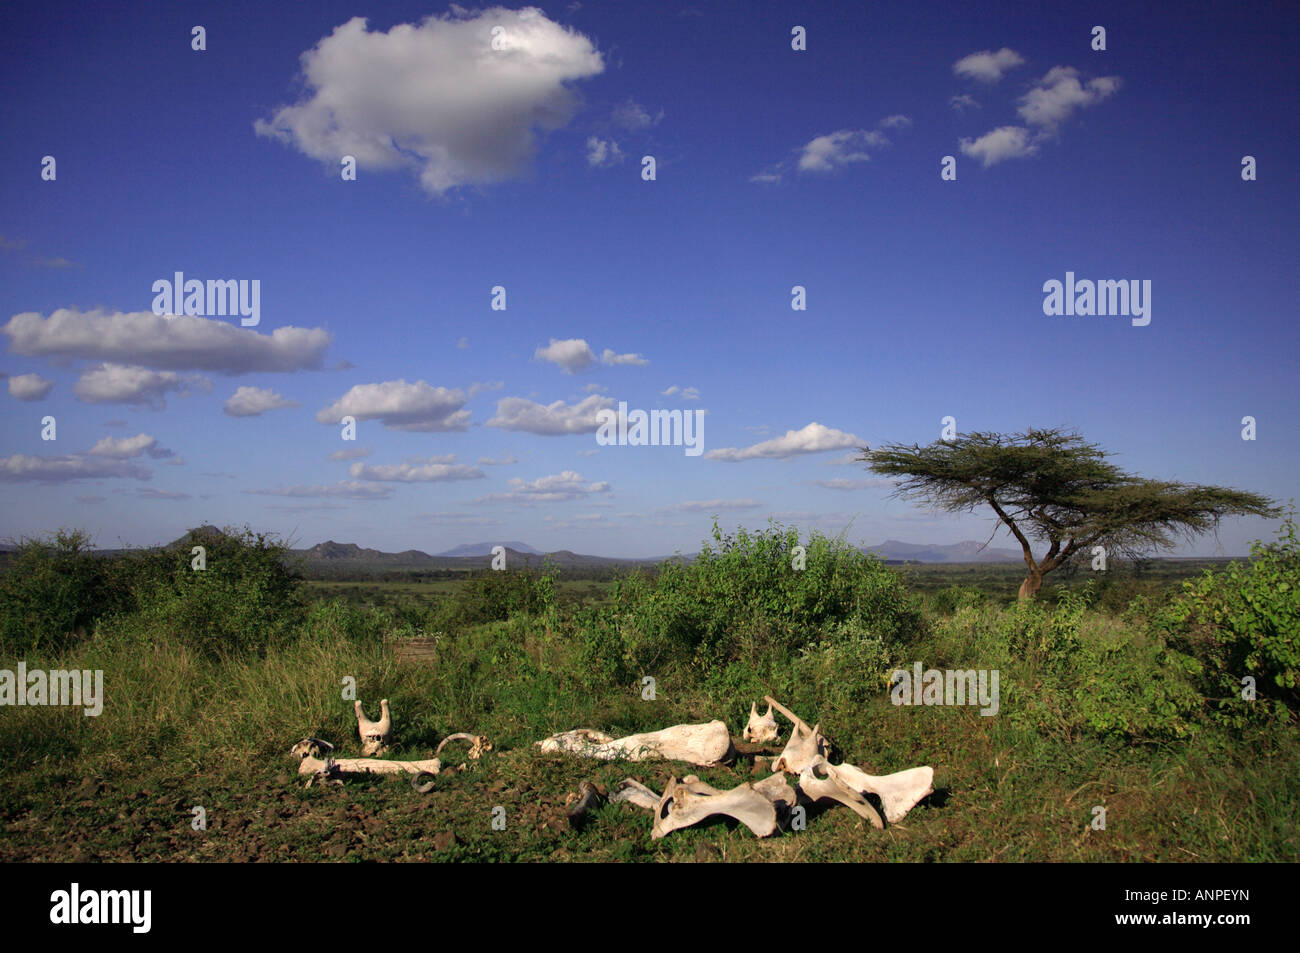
[1,523,1295,862]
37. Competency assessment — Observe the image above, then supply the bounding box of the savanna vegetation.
[0,516,1296,862]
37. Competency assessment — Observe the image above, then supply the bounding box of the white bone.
[771,719,830,773]
[750,772,798,814]
[536,721,734,767]
[742,702,780,744]
[609,778,662,811]
[435,733,491,759]
[354,698,392,756]
[816,759,934,824]
[795,755,884,828]
[651,776,778,839]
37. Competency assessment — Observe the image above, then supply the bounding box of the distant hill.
[863,539,1023,563]
[437,541,542,557]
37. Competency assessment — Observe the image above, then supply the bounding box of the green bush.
[1155,511,1300,719]
[432,565,556,631]
[0,529,134,654]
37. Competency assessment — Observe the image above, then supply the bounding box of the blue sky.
[2,0,1296,558]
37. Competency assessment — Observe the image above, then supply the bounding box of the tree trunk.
[1018,570,1043,600]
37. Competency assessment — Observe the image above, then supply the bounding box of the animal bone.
[652,776,779,839]
[536,721,734,767]
[771,719,830,774]
[565,780,607,830]
[435,733,491,760]
[609,778,662,811]
[742,702,780,744]
[813,759,934,824]
[293,737,440,785]
[795,756,885,829]
[751,772,798,815]
[354,698,392,756]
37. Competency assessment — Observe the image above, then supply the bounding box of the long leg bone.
[609,778,662,810]
[536,721,734,767]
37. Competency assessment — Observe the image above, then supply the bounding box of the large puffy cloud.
[486,394,613,435]
[255,9,604,195]
[1017,66,1121,128]
[3,309,331,373]
[0,453,151,483]
[7,373,53,400]
[705,422,864,461]
[953,47,1024,83]
[74,363,210,408]
[316,380,471,432]
[224,385,300,417]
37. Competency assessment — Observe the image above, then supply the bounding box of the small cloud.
[74,363,210,409]
[470,469,610,504]
[582,382,607,394]
[244,481,393,500]
[586,136,624,167]
[953,47,1025,83]
[797,129,889,172]
[959,125,1038,167]
[327,446,372,462]
[477,454,518,466]
[135,487,191,500]
[224,385,300,417]
[317,379,470,432]
[8,373,54,401]
[1017,66,1120,129]
[349,457,485,483]
[600,347,647,367]
[673,499,762,512]
[536,338,597,373]
[879,114,912,129]
[487,394,613,435]
[30,256,77,269]
[706,422,864,461]
[0,453,152,483]
[611,99,662,130]
[468,380,504,398]
[88,433,174,459]
[456,336,469,349]
[949,93,980,111]
[806,478,892,491]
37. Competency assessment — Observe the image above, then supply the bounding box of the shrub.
[1155,510,1300,720]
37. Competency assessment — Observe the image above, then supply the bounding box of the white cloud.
[879,114,913,129]
[581,382,607,393]
[797,129,889,172]
[472,469,609,504]
[535,338,597,373]
[255,9,604,195]
[74,363,210,409]
[3,309,330,373]
[586,136,623,167]
[468,380,504,398]
[136,487,191,500]
[8,373,53,400]
[673,499,762,511]
[661,384,700,400]
[88,433,174,459]
[1017,66,1121,128]
[0,453,151,483]
[224,385,300,417]
[611,99,661,129]
[950,93,980,111]
[317,379,471,431]
[349,457,485,482]
[477,453,518,465]
[327,446,372,461]
[600,347,647,366]
[959,125,1038,167]
[706,422,864,461]
[487,394,613,435]
[244,481,393,500]
[953,47,1025,83]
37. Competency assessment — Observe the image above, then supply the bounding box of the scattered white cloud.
[586,136,623,167]
[317,379,471,432]
[1017,66,1120,129]
[953,47,1024,83]
[255,9,604,195]
[582,382,607,393]
[879,114,913,129]
[611,99,662,129]
[0,453,152,483]
[3,309,331,374]
[487,394,613,435]
[244,481,393,500]
[471,469,609,504]
[535,338,597,373]
[468,380,504,398]
[349,457,485,482]
[959,125,1038,167]
[224,385,300,417]
[600,347,647,366]
[798,129,890,172]
[74,363,210,409]
[661,384,700,400]
[8,373,53,401]
[88,433,174,459]
[706,422,864,461]
[477,453,518,466]
[327,446,372,461]
[950,93,980,111]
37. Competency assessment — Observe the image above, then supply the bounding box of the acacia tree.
[860,428,1279,599]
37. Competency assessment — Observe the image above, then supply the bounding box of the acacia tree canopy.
[859,428,1280,599]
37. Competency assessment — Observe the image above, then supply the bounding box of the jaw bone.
[536,721,734,767]
[742,702,780,744]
